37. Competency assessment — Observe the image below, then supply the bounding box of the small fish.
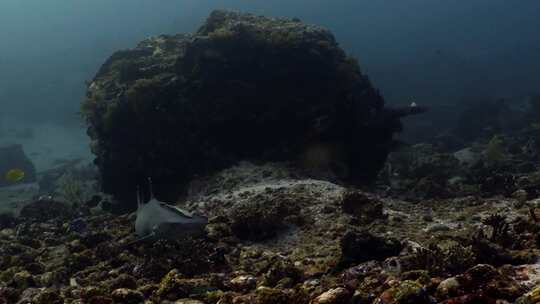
[5,168,25,183]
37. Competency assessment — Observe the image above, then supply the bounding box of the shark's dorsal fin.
[148,177,155,199]
[136,185,142,209]
[134,178,208,242]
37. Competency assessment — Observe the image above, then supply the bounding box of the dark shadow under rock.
[337,230,402,269]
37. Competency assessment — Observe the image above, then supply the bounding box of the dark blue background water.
[1,0,539,126]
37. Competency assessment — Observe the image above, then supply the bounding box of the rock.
[426,223,451,233]
[436,277,460,299]
[516,173,540,199]
[422,214,433,222]
[67,218,89,235]
[412,176,451,199]
[230,275,257,291]
[67,239,85,253]
[108,274,138,290]
[111,288,144,304]
[311,287,351,304]
[0,287,19,304]
[32,288,62,304]
[155,269,214,301]
[82,10,405,207]
[449,264,527,302]
[175,300,206,304]
[439,294,494,304]
[341,190,384,222]
[0,144,36,187]
[37,272,55,287]
[19,198,73,222]
[479,172,517,197]
[87,296,113,304]
[453,147,481,168]
[229,198,294,241]
[512,189,528,206]
[378,280,432,304]
[206,221,232,240]
[255,286,291,304]
[384,144,462,198]
[338,230,402,268]
[16,287,41,304]
[261,258,303,288]
[389,144,461,180]
[12,270,35,290]
[80,286,106,301]
[516,285,540,304]
[24,262,45,275]
[340,261,382,290]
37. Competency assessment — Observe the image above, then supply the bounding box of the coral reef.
[82,10,404,207]
[2,160,540,303]
[382,123,540,200]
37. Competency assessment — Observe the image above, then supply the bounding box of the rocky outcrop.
[82,10,404,207]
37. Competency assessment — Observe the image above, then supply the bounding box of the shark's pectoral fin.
[124,232,157,247]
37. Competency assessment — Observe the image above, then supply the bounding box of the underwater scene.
[2,1,540,303]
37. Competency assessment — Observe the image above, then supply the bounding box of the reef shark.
[132,179,208,244]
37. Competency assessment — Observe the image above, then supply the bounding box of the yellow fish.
[5,168,25,183]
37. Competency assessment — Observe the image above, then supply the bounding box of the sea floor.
[1,114,540,303]
[1,160,540,303]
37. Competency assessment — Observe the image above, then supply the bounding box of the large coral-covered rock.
[82,10,403,206]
